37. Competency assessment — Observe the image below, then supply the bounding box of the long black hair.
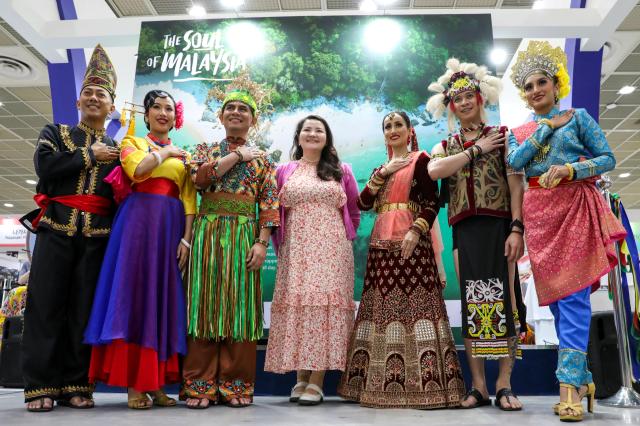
[143,90,176,130]
[290,115,343,182]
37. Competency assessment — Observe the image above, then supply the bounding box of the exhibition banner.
[133,15,498,332]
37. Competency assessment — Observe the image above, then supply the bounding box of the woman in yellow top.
[84,90,196,409]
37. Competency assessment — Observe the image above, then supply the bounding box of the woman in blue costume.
[507,41,626,422]
[84,90,196,409]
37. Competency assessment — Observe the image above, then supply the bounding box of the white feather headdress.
[425,58,502,125]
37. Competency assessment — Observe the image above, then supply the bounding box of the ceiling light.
[377,0,398,6]
[619,172,631,178]
[3,203,14,208]
[618,86,636,95]
[490,48,507,65]
[0,101,3,107]
[225,22,266,59]
[360,0,378,12]
[364,18,403,54]
[532,0,545,9]
[25,179,37,185]
[221,0,244,9]
[188,4,206,17]
[605,103,617,110]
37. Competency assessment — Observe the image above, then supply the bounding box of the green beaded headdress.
[222,89,257,115]
[208,68,273,119]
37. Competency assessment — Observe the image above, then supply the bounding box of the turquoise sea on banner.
[130,15,499,312]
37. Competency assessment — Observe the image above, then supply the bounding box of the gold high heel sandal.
[583,382,595,413]
[557,383,584,422]
[553,382,595,415]
[148,390,177,407]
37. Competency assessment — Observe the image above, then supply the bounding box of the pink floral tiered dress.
[265,160,356,372]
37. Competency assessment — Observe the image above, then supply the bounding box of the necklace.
[390,151,411,161]
[460,122,484,133]
[300,156,319,165]
[460,123,486,144]
[145,133,189,169]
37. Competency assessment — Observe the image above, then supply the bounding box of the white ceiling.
[0,0,639,215]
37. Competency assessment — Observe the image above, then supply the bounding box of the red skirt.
[523,177,626,306]
[89,339,180,392]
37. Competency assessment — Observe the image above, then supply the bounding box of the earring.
[554,95,559,104]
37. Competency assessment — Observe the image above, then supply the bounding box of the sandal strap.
[495,388,517,401]
[304,384,324,397]
[558,402,583,412]
[464,388,486,402]
[292,381,308,391]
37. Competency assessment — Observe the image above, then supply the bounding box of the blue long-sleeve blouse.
[506,107,616,180]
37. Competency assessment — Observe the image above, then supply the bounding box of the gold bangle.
[538,118,554,129]
[565,163,575,181]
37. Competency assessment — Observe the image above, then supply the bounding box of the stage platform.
[0,389,637,426]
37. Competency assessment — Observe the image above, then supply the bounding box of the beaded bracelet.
[510,218,525,232]
[180,238,191,249]
[232,150,244,161]
[255,238,269,248]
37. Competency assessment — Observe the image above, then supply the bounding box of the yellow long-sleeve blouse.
[120,135,196,215]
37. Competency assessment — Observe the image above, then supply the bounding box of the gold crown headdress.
[510,40,570,100]
[426,58,502,131]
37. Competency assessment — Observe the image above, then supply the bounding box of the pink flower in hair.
[175,101,184,129]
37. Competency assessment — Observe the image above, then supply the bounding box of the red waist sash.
[132,177,180,199]
[32,193,112,228]
[527,176,575,189]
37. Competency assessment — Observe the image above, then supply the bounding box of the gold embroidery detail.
[59,125,77,151]
[61,384,95,395]
[376,201,420,214]
[529,136,543,150]
[81,147,92,169]
[585,159,596,177]
[39,215,77,236]
[533,145,551,163]
[78,121,105,137]
[25,387,61,400]
[38,138,58,151]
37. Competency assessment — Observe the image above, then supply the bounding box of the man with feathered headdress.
[179,71,279,408]
[426,58,527,411]
[21,44,120,412]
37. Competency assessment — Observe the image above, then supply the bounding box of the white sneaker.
[298,384,324,406]
[289,381,308,403]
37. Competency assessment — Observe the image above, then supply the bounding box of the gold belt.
[376,201,420,214]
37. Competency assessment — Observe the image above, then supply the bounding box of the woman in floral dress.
[337,111,465,409]
[265,115,360,405]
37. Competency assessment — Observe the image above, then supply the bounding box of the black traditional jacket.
[33,122,119,237]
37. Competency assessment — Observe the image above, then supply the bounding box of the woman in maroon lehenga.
[338,111,465,409]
